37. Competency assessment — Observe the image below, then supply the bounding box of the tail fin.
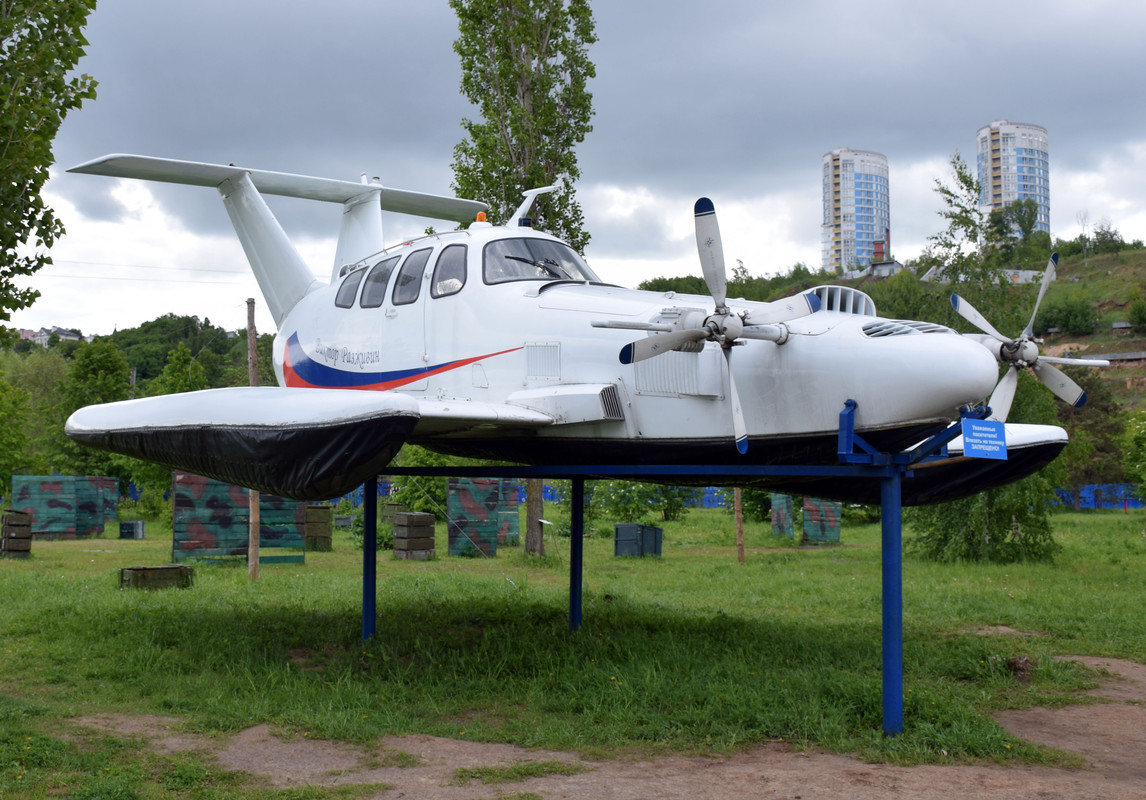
[69,155,488,327]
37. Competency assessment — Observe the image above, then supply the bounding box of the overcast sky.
[13,0,1146,337]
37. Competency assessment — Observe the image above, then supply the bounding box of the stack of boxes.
[1,510,32,559]
[392,511,435,560]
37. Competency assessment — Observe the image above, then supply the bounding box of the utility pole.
[247,298,260,581]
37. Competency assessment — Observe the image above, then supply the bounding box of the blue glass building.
[821,149,891,273]
[976,120,1050,234]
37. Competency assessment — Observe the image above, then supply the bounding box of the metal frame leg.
[569,477,584,631]
[881,470,904,735]
[362,476,378,641]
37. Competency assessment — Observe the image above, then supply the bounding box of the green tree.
[1123,411,1146,494]
[863,270,946,322]
[1033,292,1096,336]
[907,156,1066,563]
[0,345,67,473]
[1128,298,1146,333]
[148,342,209,396]
[1092,219,1124,255]
[592,480,700,524]
[0,0,98,340]
[106,313,233,385]
[922,152,1004,287]
[0,372,30,495]
[53,339,130,477]
[908,375,1062,564]
[450,0,597,252]
[1056,368,1125,504]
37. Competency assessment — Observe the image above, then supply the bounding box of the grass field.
[1,504,1144,798]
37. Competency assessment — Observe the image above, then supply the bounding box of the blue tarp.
[1055,483,1142,510]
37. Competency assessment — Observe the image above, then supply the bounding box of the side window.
[334,268,366,308]
[359,255,401,308]
[392,248,433,306]
[431,244,467,298]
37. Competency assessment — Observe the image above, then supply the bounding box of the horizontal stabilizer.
[69,154,488,222]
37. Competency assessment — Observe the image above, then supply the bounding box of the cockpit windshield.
[483,237,600,285]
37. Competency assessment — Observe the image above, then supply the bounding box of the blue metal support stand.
[370,400,987,736]
[362,475,378,641]
[569,478,585,631]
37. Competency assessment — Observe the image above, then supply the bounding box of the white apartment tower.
[976,120,1050,233]
[821,148,890,273]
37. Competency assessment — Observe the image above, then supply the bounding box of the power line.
[28,272,250,285]
[49,258,249,275]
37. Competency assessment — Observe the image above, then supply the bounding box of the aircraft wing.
[66,387,554,501]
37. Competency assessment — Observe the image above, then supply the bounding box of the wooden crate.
[305,504,334,552]
[393,549,434,561]
[119,565,194,590]
[1,511,32,559]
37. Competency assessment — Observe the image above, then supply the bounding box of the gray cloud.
[37,0,1146,314]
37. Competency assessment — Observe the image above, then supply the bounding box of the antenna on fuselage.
[511,185,558,227]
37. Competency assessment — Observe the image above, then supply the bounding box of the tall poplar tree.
[0,1,98,339]
[450,0,596,253]
[451,0,596,555]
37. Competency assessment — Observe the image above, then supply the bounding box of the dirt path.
[77,656,1146,799]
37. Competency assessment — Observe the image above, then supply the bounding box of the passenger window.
[392,248,433,306]
[431,244,467,298]
[359,255,401,308]
[335,268,366,308]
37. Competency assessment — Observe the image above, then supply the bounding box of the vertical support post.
[569,477,584,631]
[246,298,260,582]
[362,476,378,641]
[881,469,904,736]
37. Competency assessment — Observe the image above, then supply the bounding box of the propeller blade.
[619,328,707,365]
[1032,360,1087,407]
[1040,355,1110,367]
[987,366,1019,421]
[950,294,1010,343]
[723,347,748,454]
[694,197,727,309]
[1023,252,1058,338]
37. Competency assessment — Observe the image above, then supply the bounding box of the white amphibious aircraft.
[64,155,1102,504]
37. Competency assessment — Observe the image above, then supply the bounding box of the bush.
[1129,299,1146,332]
[907,474,1060,564]
[1034,293,1095,336]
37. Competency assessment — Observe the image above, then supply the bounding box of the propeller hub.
[1000,337,1039,367]
[705,310,743,345]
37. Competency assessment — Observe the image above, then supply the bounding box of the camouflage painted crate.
[76,476,119,537]
[172,473,305,564]
[802,497,842,545]
[446,477,519,556]
[770,494,795,539]
[119,564,194,590]
[11,476,119,538]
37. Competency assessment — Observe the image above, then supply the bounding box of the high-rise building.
[975,120,1050,233]
[821,148,890,273]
